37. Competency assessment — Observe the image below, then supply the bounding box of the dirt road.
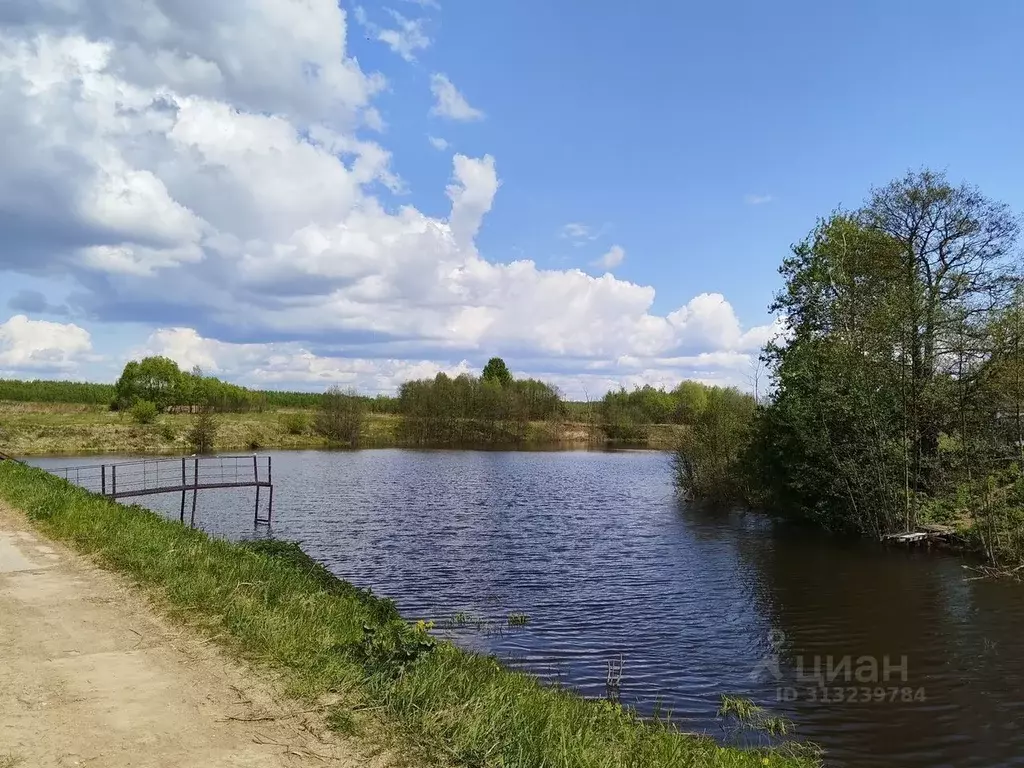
[0,504,378,767]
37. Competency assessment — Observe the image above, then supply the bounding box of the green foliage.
[0,375,383,414]
[0,463,818,768]
[355,619,437,678]
[481,356,513,386]
[599,385,682,441]
[718,695,821,761]
[0,379,115,405]
[244,426,264,450]
[397,372,562,445]
[158,421,178,442]
[313,386,365,446]
[128,399,158,425]
[719,170,1024,567]
[279,411,310,435]
[600,390,651,442]
[673,381,709,423]
[109,359,350,415]
[674,387,755,501]
[186,411,218,454]
[599,382,721,439]
[114,356,183,412]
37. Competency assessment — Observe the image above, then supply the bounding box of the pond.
[29,449,1024,767]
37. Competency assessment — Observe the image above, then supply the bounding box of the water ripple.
[31,449,1024,768]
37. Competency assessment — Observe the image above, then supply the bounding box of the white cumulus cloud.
[0,314,93,373]
[140,327,473,394]
[355,7,431,62]
[0,0,777,394]
[430,73,484,121]
[592,245,625,271]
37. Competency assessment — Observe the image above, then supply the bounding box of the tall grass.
[0,462,816,768]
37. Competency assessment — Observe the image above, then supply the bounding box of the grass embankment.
[0,461,815,768]
[0,401,682,455]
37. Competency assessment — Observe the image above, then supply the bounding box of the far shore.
[0,401,683,456]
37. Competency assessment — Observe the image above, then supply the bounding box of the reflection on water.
[30,449,1024,767]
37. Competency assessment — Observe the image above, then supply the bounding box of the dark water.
[29,449,1024,767]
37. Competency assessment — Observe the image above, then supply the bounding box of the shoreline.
[0,401,683,456]
[0,459,817,768]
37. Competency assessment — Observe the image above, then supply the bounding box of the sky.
[1,0,1023,397]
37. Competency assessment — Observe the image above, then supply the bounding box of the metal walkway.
[48,455,274,526]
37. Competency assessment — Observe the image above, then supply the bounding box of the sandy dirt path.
[0,503,381,768]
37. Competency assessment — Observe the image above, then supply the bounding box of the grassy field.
[0,401,683,455]
[0,460,818,768]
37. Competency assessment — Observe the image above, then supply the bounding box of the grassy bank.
[0,461,816,768]
[0,401,682,455]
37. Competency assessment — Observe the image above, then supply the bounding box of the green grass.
[0,401,684,455]
[0,461,817,768]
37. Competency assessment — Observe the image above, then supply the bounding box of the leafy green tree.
[481,357,513,386]
[734,171,1024,557]
[673,381,709,424]
[113,356,183,412]
[396,371,562,445]
[863,170,1019,495]
[599,388,651,442]
[673,387,755,501]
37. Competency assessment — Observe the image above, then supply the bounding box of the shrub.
[280,412,309,435]
[129,399,158,425]
[673,387,756,501]
[244,426,264,451]
[186,410,218,454]
[158,421,178,442]
[314,387,365,446]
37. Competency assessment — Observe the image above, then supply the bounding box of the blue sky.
[1,0,1022,395]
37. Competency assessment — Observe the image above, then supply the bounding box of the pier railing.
[47,455,273,526]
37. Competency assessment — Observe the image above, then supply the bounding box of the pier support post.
[180,457,186,523]
[253,455,260,524]
[190,458,199,528]
[267,456,273,524]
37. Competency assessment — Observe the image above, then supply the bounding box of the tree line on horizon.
[0,356,749,443]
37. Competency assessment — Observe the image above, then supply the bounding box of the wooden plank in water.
[884,532,930,543]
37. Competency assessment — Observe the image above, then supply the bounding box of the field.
[0,401,684,456]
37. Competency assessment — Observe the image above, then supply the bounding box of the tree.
[674,387,755,502]
[863,170,1020,494]
[396,371,562,445]
[744,172,1024,539]
[113,356,183,412]
[671,170,1024,567]
[186,410,218,453]
[673,381,709,423]
[314,386,365,446]
[481,357,513,386]
[753,214,918,534]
